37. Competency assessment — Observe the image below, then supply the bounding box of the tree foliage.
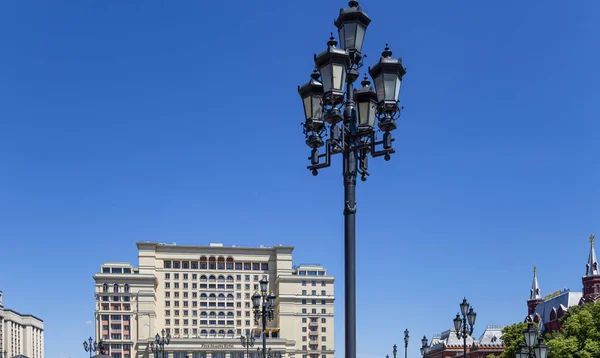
[493,322,534,358]
[546,302,600,358]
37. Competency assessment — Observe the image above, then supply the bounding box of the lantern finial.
[361,74,370,87]
[310,68,320,80]
[327,33,338,47]
[348,0,359,7]
[382,43,392,58]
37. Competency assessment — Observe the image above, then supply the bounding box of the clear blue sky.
[0,1,598,358]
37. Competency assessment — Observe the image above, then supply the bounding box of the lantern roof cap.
[335,1,372,29]
[368,43,406,78]
[314,34,350,68]
[298,69,323,97]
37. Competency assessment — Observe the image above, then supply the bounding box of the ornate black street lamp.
[453,298,477,358]
[516,320,548,358]
[149,329,171,358]
[240,335,255,358]
[252,277,277,358]
[297,3,407,358]
[420,336,430,357]
[392,344,397,358]
[83,336,107,358]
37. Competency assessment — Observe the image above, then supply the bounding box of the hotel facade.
[93,242,334,358]
[0,291,44,358]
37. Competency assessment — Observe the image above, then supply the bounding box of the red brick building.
[525,234,600,333]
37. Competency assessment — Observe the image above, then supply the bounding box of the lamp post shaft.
[262,304,267,358]
[343,79,357,358]
[405,346,407,358]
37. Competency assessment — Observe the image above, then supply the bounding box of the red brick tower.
[527,266,543,316]
[581,234,600,304]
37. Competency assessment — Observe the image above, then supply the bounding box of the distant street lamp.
[83,336,107,358]
[420,336,431,357]
[252,277,277,358]
[240,335,255,358]
[453,298,477,358]
[516,320,548,358]
[257,347,281,358]
[403,329,409,358]
[149,329,171,358]
[1,350,7,358]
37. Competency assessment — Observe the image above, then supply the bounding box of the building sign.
[200,344,235,349]
[544,290,562,300]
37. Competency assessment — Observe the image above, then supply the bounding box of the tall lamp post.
[516,320,548,358]
[240,335,255,358]
[257,347,281,358]
[83,336,107,357]
[420,336,430,357]
[453,298,477,358]
[252,277,277,358]
[149,329,171,358]
[392,344,397,358]
[297,3,406,358]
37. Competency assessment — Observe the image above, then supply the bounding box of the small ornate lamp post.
[149,329,171,358]
[403,329,409,358]
[420,336,431,357]
[516,320,548,358]
[252,277,277,358]
[392,344,397,358]
[453,298,477,358]
[257,347,281,358]
[240,335,255,358]
[83,336,106,358]
[297,3,407,358]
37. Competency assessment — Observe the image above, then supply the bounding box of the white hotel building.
[0,291,44,358]
[93,242,334,358]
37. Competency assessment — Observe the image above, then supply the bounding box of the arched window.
[218,294,225,299]
[550,308,557,321]
[103,284,108,292]
[218,312,225,317]
[218,275,225,282]
[200,275,207,281]
[209,294,216,299]
[227,330,234,335]
[200,329,208,335]
[209,312,216,317]
[114,284,119,293]
[227,294,234,300]
[226,275,234,282]
[200,311,207,317]
[209,329,216,335]
[124,284,130,293]
[227,312,234,317]
[218,329,225,335]
[200,293,207,299]
[209,275,216,281]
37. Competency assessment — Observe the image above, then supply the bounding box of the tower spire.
[530,265,541,300]
[585,234,599,276]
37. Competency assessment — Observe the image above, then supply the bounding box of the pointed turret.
[527,266,543,316]
[585,234,598,276]
[582,234,600,302]
[530,266,542,300]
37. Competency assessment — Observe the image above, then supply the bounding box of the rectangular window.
[192,262,198,269]
[321,300,326,304]
[236,263,242,270]
[200,263,207,269]
[252,263,260,270]
[321,318,326,323]
[261,263,268,270]
[244,263,251,270]
[209,263,216,269]
[173,262,180,269]
[174,274,179,279]
[183,274,188,280]
[164,261,171,268]
[183,262,189,269]
[192,274,197,279]
[113,268,122,274]
[302,281,307,286]
[103,267,110,273]
[226,263,233,270]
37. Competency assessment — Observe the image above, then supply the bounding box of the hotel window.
[321,327,326,332]
[321,290,326,295]
[165,273,170,279]
[175,292,180,298]
[184,283,188,289]
[244,263,251,270]
[200,262,207,269]
[174,274,179,279]
[253,275,259,281]
[165,283,171,288]
[321,281,326,286]
[192,284,197,290]
[253,284,258,290]
[183,274,188,280]
[312,309,317,314]
[302,281,306,286]
[302,318,307,323]
[302,345,307,350]
[174,283,180,289]
[245,284,250,290]
[312,281,316,286]
[175,319,180,325]
[321,300,326,304]
[245,311,250,317]
[192,263,198,269]
[261,263,268,270]
[227,262,234,270]
[302,327,307,332]
[236,263,242,270]
[165,310,171,316]
[312,290,316,295]
[184,292,189,298]
[165,319,170,325]
[321,318,326,323]
[174,262,180,269]
[321,309,326,314]
[192,274,197,280]
[322,336,326,341]
[302,309,307,313]
[245,275,250,281]
[164,262,171,269]
[237,284,242,289]
[245,320,251,325]
[302,336,307,341]
[218,262,225,270]
[184,319,189,325]
[166,301,171,307]
[302,300,307,304]
[236,302,241,308]
[253,263,260,270]
[183,262,189,269]
[210,262,216,269]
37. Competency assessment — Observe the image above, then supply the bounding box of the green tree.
[494,322,534,358]
[546,302,600,358]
